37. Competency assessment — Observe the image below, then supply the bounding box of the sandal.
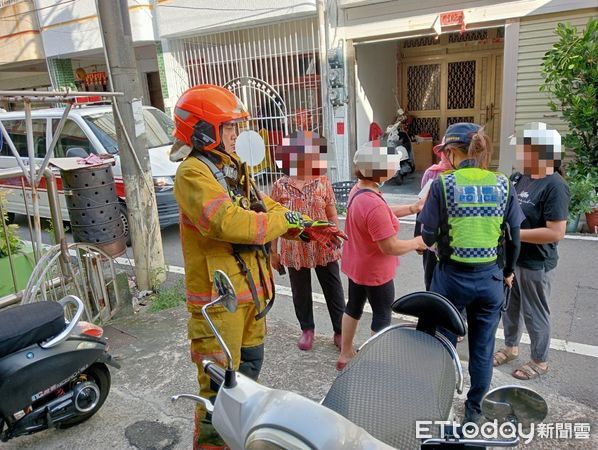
[512,361,548,380]
[493,348,518,367]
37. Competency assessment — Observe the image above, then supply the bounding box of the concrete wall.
[155,0,316,38]
[499,8,596,173]
[0,1,45,65]
[338,0,598,41]
[0,71,50,89]
[135,44,159,105]
[514,10,593,136]
[354,41,397,147]
[35,0,156,58]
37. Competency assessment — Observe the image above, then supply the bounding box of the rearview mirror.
[65,147,89,158]
[213,270,237,313]
[482,386,548,428]
[236,130,266,167]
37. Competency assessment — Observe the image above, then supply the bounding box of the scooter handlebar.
[203,360,226,387]
[171,394,214,414]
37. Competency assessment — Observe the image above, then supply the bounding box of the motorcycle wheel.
[119,203,132,247]
[57,363,111,429]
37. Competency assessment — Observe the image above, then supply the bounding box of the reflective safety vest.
[438,168,509,265]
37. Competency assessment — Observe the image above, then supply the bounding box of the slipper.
[336,353,354,371]
[512,361,548,380]
[493,348,518,367]
[336,360,347,371]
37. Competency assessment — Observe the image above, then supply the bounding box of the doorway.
[146,71,165,112]
[398,29,504,166]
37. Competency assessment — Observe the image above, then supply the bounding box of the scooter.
[385,108,415,185]
[0,295,120,442]
[173,271,548,449]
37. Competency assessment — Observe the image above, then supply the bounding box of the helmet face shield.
[224,118,250,134]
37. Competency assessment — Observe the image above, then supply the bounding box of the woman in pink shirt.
[421,138,452,188]
[337,141,426,370]
[417,138,452,290]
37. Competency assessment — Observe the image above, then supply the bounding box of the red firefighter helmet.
[173,84,249,151]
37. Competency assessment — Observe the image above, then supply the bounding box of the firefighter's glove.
[283,211,310,242]
[301,221,348,250]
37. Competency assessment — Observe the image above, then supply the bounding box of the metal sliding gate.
[168,17,322,191]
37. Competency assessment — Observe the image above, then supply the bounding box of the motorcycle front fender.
[212,372,394,450]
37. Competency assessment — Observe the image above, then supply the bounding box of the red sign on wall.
[440,10,464,27]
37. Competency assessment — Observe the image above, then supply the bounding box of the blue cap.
[442,122,481,150]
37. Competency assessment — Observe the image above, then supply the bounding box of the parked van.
[0,105,180,242]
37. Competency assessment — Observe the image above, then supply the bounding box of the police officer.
[172,85,325,449]
[418,123,524,425]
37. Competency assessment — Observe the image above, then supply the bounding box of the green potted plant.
[567,172,598,232]
[540,18,598,232]
[0,190,36,297]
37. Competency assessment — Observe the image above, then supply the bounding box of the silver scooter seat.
[322,292,465,449]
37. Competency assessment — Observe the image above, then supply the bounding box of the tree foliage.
[540,18,598,215]
[0,191,22,258]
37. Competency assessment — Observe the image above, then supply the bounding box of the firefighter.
[171,85,319,449]
[418,123,524,426]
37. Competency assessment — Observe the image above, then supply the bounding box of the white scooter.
[172,270,548,449]
[385,108,415,186]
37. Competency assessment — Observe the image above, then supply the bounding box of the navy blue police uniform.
[419,154,524,421]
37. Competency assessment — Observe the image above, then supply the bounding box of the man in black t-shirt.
[513,172,569,270]
[493,123,570,380]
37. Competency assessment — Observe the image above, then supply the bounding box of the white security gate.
[168,17,322,190]
[224,76,288,186]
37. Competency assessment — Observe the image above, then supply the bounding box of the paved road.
[8,172,598,448]
[5,288,597,449]
[159,170,598,409]
[154,216,598,409]
[13,171,598,410]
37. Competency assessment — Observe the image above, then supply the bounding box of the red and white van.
[0,105,180,241]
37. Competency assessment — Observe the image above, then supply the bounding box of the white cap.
[511,122,562,159]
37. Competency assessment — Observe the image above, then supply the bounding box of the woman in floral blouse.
[270,131,345,351]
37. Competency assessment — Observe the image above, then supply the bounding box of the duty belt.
[440,260,497,271]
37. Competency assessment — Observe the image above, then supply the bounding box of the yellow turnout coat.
[175,150,289,314]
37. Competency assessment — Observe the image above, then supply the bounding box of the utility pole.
[96,0,165,290]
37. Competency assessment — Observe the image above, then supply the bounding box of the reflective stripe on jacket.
[439,168,509,265]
